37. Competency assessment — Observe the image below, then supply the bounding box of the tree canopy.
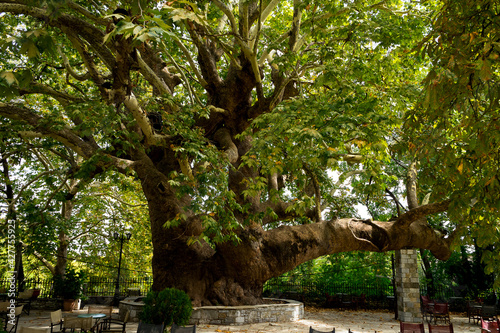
[0,0,499,305]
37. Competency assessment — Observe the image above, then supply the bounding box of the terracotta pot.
[63,299,80,311]
[32,289,41,299]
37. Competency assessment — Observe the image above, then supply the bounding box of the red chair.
[428,323,454,333]
[431,302,450,324]
[421,296,434,323]
[400,322,425,333]
[481,318,500,333]
[468,301,482,324]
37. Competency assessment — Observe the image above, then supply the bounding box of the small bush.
[53,267,85,299]
[139,288,193,326]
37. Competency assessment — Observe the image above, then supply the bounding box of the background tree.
[0,0,497,306]
[0,128,151,282]
[406,0,500,289]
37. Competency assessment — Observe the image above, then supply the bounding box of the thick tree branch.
[260,216,452,280]
[66,0,108,26]
[395,200,451,227]
[19,241,55,275]
[0,103,98,158]
[136,50,172,95]
[303,165,321,222]
[0,3,115,69]
[214,128,238,164]
[289,0,303,52]
[56,44,92,81]
[187,25,224,89]
[239,0,249,40]
[211,0,238,37]
[123,93,171,146]
[18,82,86,104]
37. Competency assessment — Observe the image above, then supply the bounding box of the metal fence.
[0,277,56,298]
[264,278,394,297]
[0,275,467,310]
[0,277,153,298]
[263,277,469,310]
[85,277,153,297]
[263,278,396,308]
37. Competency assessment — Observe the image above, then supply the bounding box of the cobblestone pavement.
[14,307,479,333]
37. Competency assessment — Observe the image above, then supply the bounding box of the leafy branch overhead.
[1,0,499,305]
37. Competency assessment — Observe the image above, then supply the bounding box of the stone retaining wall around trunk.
[189,298,304,325]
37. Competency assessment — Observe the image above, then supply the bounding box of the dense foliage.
[139,288,193,326]
[53,266,85,299]
[0,0,499,305]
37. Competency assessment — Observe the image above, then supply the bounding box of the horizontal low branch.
[257,216,452,280]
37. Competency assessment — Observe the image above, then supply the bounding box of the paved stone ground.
[13,307,479,333]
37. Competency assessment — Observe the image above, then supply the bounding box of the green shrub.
[139,288,193,326]
[53,267,85,299]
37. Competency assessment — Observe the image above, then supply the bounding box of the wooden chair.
[353,294,367,310]
[63,317,93,333]
[171,323,196,333]
[339,294,354,310]
[16,290,34,315]
[88,306,113,318]
[137,322,164,333]
[482,305,498,322]
[310,327,335,333]
[50,310,64,333]
[81,318,93,332]
[20,327,50,333]
[400,322,425,333]
[421,296,434,323]
[99,310,129,333]
[431,302,450,324]
[324,293,339,308]
[5,305,24,333]
[467,301,482,324]
[428,323,454,333]
[0,301,9,317]
[481,318,500,333]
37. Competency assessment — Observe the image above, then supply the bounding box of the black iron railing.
[0,276,153,298]
[85,276,153,296]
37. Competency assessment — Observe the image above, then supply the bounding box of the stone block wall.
[189,299,304,325]
[395,249,422,323]
[31,298,63,311]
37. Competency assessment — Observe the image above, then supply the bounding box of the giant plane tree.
[1,0,499,306]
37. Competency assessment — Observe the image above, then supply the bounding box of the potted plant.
[53,267,85,311]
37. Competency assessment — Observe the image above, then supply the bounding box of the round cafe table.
[77,313,107,319]
[77,313,107,330]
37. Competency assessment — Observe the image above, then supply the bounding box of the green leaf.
[479,59,492,81]
[0,71,18,85]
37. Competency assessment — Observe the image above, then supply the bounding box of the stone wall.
[30,298,63,311]
[395,249,422,323]
[189,299,304,325]
[119,297,145,322]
